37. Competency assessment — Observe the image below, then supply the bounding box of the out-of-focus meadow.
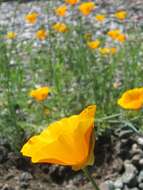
[0,0,143,151]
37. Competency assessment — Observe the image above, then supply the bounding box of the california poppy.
[29,87,50,101]
[117,88,143,110]
[25,12,39,24]
[21,105,96,171]
[115,11,127,21]
[79,2,95,16]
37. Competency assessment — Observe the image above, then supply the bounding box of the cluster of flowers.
[5,0,127,56]
[21,86,143,171]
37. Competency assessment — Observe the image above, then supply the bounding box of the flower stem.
[96,113,121,123]
[82,168,100,190]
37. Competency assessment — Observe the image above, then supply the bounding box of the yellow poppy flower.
[117,88,143,110]
[21,105,96,171]
[55,5,67,17]
[116,33,126,43]
[79,2,95,16]
[25,12,39,24]
[95,14,106,22]
[115,11,127,21]
[36,29,47,40]
[107,29,121,40]
[6,32,16,40]
[99,47,117,55]
[29,87,50,101]
[107,29,126,43]
[65,0,79,5]
[52,23,68,33]
[87,40,100,49]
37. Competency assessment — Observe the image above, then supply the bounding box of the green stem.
[96,113,121,123]
[82,167,100,190]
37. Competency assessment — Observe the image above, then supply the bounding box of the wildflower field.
[0,0,143,190]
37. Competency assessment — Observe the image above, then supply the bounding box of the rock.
[130,144,143,156]
[138,183,143,189]
[116,138,134,159]
[4,173,14,180]
[48,165,73,184]
[122,162,138,188]
[99,181,114,190]
[119,130,133,139]
[114,177,123,189]
[19,181,29,189]
[112,158,124,173]
[1,184,9,190]
[131,154,141,166]
[137,137,143,146]
[19,172,33,182]
[124,185,129,190]
[0,183,3,189]
[139,159,143,167]
[124,185,139,190]
[1,184,15,190]
[137,171,143,183]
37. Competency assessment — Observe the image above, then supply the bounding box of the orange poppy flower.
[29,87,50,101]
[21,105,96,171]
[107,29,121,40]
[65,0,79,5]
[79,2,95,16]
[25,12,39,24]
[52,23,68,33]
[36,29,47,40]
[116,33,126,43]
[117,88,143,110]
[55,5,67,17]
[87,40,100,49]
[115,11,127,21]
[107,29,126,43]
[95,14,106,22]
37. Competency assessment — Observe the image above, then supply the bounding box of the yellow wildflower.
[107,29,121,40]
[6,32,16,40]
[21,105,96,171]
[25,12,39,24]
[108,29,126,43]
[29,87,50,101]
[36,29,47,40]
[79,2,95,16]
[87,40,100,49]
[95,14,106,22]
[117,88,143,110]
[116,33,126,43]
[99,47,117,55]
[115,11,127,21]
[65,0,79,5]
[55,5,67,17]
[52,23,68,33]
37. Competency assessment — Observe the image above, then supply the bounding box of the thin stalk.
[82,167,100,190]
[96,113,121,122]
